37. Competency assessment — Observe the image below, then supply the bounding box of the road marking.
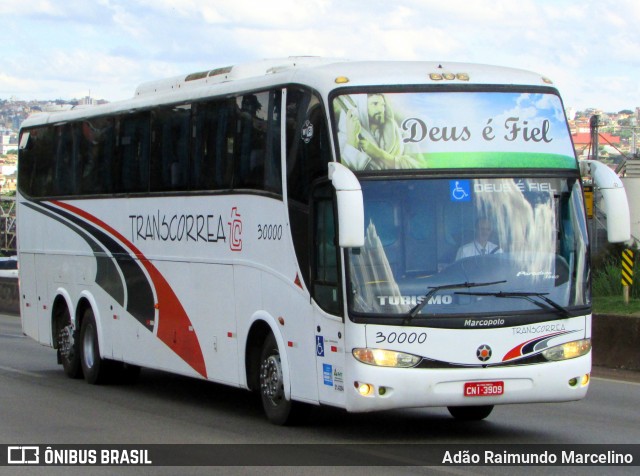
[0,332,26,339]
[592,376,640,387]
[0,365,43,379]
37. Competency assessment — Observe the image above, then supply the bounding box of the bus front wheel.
[447,405,494,421]
[259,333,292,424]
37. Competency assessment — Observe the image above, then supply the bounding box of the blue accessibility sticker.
[316,335,325,357]
[323,364,333,386]
[450,180,471,202]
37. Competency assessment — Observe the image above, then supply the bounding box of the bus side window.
[151,105,190,191]
[233,90,281,194]
[191,102,215,190]
[264,89,282,194]
[286,87,332,290]
[19,126,55,198]
[312,183,341,315]
[53,124,77,196]
[78,118,115,195]
[116,112,150,193]
[286,91,328,204]
[191,98,237,191]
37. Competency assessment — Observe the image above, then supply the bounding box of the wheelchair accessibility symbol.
[316,336,325,356]
[450,180,471,202]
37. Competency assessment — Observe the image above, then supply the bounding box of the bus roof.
[21,57,558,128]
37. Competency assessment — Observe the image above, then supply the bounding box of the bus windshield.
[346,177,590,318]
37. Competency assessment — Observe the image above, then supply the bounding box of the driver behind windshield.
[456,217,501,259]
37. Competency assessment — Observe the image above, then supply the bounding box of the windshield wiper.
[454,291,570,318]
[407,280,507,322]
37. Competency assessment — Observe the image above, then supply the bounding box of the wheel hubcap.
[260,354,284,404]
[83,326,95,369]
[58,324,74,359]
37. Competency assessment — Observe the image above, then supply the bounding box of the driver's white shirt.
[456,240,500,260]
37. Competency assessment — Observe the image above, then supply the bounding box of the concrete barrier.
[0,277,19,315]
[0,279,637,371]
[592,314,640,371]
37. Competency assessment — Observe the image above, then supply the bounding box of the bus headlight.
[352,348,421,368]
[541,339,591,361]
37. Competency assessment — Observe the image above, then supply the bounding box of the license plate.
[464,381,504,397]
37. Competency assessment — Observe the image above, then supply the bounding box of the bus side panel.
[18,252,39,342]
[261,272,319,404]
[314,313,346,407]
[234,264,262,389]
[183,262,238,385]
[35,253,56,347]
[111,259,239,382]
[18,199,43,342]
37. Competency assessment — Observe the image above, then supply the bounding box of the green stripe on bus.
[412,152,577,169]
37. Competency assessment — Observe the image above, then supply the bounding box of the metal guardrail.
[0,196,16,254]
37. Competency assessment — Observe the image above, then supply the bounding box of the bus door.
[311,183,347,406]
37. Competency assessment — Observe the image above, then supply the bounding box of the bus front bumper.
[344,354,591,413]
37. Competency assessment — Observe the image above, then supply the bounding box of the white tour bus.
[17,58,630,424]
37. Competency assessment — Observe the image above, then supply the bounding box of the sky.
[1,0,639,112]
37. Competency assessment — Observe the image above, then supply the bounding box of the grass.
[591,245,640,316]
[592,295,640,316]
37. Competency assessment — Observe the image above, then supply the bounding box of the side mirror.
[19,132,31,151]
[328,162,365,248]
[581,160,631,243]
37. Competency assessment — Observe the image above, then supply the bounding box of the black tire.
[447,405,494,421]
[258,332,312,425]
[79,308,110,385]
[57,307,82,379]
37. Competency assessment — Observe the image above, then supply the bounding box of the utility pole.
[590,115,600,254]
[590,114,600,161]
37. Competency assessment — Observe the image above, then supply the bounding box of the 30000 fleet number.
[257,224,283,240]
[375,331,427,344]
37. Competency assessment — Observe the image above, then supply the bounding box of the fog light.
[568,377,578,387]
[581,374,590,386]
[378,386,387,396]
[355,382,373,396]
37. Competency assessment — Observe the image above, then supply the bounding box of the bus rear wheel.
[80,308,110,385]
[57,307,82,379]
[447,405,494,421]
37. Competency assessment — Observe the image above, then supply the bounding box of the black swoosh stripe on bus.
[22,201,126,306]
[35,201,155,330]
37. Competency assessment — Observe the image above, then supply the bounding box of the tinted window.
[234,90,282,193]
[151,105,190,191]
[18,88,285,198]
[312,183,341,315]
[190,98,236,190]
[286,87,332,288]
[116,112,150,193]
[78,117,115,194]
[18,127,55,197]
[286,88,329,204]
[53,124,77,195]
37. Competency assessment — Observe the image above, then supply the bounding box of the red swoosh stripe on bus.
[502,331,572,362]
[52,200,207,378]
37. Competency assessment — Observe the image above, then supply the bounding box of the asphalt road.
[1,313,638,475]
